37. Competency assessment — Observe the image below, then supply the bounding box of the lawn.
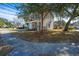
[12,30,79,43]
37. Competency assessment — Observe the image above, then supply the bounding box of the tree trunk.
[41,13,44,32]
[64,5,78,31]
[39,22,41,31]
[63,16,74,31]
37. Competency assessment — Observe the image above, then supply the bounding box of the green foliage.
[5,22,14,27]
[68,26,76,30]
[17,3,55,21]
[0,18,6,27]
[18,3,79,21]
[17,3,79,31]
[0,18,14,28]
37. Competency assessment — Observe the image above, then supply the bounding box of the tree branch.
[65,9,73,16]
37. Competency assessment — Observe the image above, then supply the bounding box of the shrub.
[68,26,76,30]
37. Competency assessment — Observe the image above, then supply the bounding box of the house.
[25,13,54,31]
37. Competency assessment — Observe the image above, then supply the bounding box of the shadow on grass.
[12,30,79,43]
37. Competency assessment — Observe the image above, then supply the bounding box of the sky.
[0,3,77,25]
[0,3,25,25]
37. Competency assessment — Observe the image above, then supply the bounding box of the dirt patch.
[12,30,79,43]
[0,39,13,56]
[0,45,13,56]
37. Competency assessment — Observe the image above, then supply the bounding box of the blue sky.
[0,3,77,25]
[0,3,25,24]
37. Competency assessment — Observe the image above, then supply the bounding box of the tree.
[0,18,6,27]
[53,4,79,31]
[63,4,79,31]
[5,22,14,28]
[17,3,79,31]
[17,3,55,32]
[0,18,14,28]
